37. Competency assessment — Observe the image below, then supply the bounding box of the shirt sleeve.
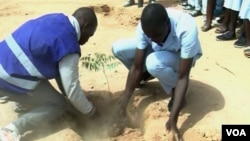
[136,22,150,50]
[59,54,93,115]
[178,13,202,59]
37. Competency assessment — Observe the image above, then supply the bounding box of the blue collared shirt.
[136,8,202,60]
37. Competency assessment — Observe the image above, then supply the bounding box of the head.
[141,3,170,44]
[73,7,98,45]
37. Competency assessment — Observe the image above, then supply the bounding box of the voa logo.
[226,129,246,136]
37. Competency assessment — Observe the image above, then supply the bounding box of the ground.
[0,0,250,141]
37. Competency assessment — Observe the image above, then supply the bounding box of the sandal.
[244,46,250,58]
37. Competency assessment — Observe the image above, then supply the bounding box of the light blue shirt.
[136,8,202,60]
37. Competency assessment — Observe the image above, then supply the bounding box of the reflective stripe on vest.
[5,35,44,78]
[0,34,44,90]
[0,64,40,90]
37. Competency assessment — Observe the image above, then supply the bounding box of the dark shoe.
[189,10,202,17]
[234,33,246,48]
[123,0,135,7]
[139,71,154,85]
[216,31,236,41]
[138,0,143,7]
[216,16,224,24]
[183,5,194,10]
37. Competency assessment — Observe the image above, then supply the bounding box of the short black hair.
[141,3,169,30]
[72,7,98,28]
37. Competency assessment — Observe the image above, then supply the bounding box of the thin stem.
[102,64,110,91]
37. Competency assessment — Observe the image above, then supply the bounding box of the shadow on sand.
[20,79,224,140]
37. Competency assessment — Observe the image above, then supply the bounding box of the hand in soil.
[108,115,127,137]
[167,130,184,141]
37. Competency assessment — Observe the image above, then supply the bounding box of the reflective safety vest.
[0,13,81,94]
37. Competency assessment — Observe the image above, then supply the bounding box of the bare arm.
[120,48,145,117]
[166,58,193,132]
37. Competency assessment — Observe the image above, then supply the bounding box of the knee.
[147,65,175,78]
[146,54,175,78]
[145,53,158,76]
[111,39,126,59]
[111,44,120,58]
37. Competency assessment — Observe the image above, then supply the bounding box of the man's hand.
[117,103,128,128]
[166,118,183,141]
[108,105,128,137]
[167,129,183,141]
[166,118,178,132]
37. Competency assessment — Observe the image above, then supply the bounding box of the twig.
[216,62,235,76]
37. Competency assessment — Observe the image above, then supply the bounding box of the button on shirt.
[136,8,202,60]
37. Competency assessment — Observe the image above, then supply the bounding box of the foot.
[201,22,212,32]
[189,10,202,17]
[216,31,236,41]
[244,46,250,58]
[215,26,227,34]
[234,33,246,48]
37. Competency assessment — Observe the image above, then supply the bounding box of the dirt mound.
[90,4,141,26]
[1,0,250,141]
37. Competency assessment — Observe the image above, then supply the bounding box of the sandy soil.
[1,0,250,141]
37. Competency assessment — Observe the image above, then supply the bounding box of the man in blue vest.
[0,7,98,141]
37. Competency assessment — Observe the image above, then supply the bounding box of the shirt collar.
[68,16,81,41]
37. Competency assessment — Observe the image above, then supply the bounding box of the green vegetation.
[81,53,120,91]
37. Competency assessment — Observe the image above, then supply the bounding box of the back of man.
[0,7,97,141]
[0,13,80,94]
